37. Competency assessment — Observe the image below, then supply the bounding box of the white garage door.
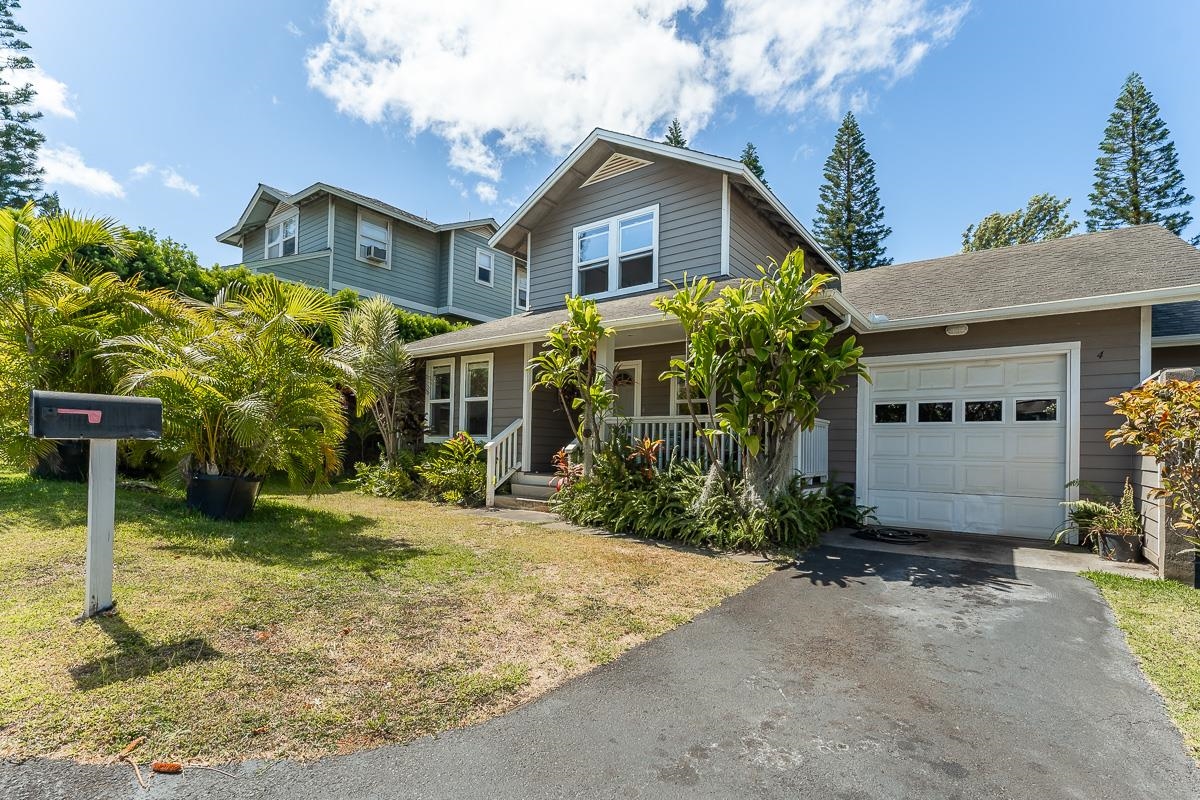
[864,353,1068,538]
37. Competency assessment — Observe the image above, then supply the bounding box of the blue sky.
[20,0,1200,268]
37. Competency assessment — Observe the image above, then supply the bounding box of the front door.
[613,361,642,418]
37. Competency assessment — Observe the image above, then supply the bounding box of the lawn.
[1086,571,1200,757]
[0,473,769,764]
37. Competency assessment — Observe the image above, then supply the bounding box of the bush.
[352,460,416,499]
[551,441,836,551]
[417,433,486,506]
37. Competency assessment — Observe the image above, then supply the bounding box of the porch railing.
[606,415,830,483]
[484,418,524,507]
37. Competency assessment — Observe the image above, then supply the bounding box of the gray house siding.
[330,196,440,311]
[728,189,793,278]
[257,253,330,287]
[528,159,723,311]
[241,198,328,266]
[614,343,678,416]
[821,308,1141,500]
[241,227,265,264]
[452,228,514,319]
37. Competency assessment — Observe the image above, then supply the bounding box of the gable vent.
[581,152,653,187]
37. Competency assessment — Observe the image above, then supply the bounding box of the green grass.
[0,473,768,763]
[1085,571,1200,757]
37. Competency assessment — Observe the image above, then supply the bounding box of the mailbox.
[29,391,162,441]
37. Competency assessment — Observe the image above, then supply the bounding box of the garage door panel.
[866,351,1068,540]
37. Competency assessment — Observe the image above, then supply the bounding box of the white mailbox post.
[29,391,163,618]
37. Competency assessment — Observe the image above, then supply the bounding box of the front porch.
[483,327,832,507]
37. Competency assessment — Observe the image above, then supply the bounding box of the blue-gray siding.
[729,188,793,277]
[253,253,330,287]
[240,198,328,265]
[330,196,440,311]
[528,159,723,310]
[452,228,514,319]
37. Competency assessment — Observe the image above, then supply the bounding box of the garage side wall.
[823,308,1140,499]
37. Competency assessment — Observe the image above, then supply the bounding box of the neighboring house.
[405,128,1200,575]
[216,183,528,322]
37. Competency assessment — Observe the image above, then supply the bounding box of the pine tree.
[962,193,1078,252]
[740,142,767,186]
[663,118,687,148]
[1086,72,1194,239]
[0,0,44,207]
[812,112,891,270]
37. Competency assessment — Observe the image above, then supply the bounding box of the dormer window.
[357,210,390,268]
[265,212,298,259]
[572,205,658,299]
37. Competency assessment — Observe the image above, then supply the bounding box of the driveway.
[4,545,1197,799]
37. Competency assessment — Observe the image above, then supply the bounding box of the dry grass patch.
[0,474,768,763]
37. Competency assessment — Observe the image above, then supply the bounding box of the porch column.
[597,337,615,441]
[522,341,534,472]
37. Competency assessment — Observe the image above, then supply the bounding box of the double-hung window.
[573,205,658,298]
[670,355,711,417]
[476,248,494,285]
[357,211,390,267]
[460,355,492,438]
[515,263,529,310]
[265,213,298,259]
[425,359,454,440]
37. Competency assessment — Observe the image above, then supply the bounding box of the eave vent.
[581,152,653,187]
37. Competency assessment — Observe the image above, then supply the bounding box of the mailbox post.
[29,391,163,618]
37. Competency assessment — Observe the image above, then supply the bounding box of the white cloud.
[1,65,75,118]
[41,145,124,197]
[307,0,966,182]
[473,182,498,205]
[128,162,200,196]
[160,167,200,197]
[285,20,303,37]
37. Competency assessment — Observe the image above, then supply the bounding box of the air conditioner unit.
[364,245,387,262]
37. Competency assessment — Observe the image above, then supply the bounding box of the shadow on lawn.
[0,474,426,576]
[69,613,220,690]
[785,544,1026,593]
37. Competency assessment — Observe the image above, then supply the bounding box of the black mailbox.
[29,391,162,441]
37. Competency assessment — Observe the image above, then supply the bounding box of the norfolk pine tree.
[663,118,687,148]
[812,112,891,270]
[0,0,45,207]
[1087,72,1194,241]
[740,142,767,186]
[962,193,1078,252]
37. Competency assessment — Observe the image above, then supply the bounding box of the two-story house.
[405,128,1200,576]
[216,182,528,322]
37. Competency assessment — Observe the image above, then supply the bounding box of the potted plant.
[101,277,348,520]
[1065,478,1142,562]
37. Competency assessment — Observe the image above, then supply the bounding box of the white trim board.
[854,341,1083,527]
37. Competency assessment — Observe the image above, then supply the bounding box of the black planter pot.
[186,474,263,521]
[32,441,89,482]
[1099,531,1141,563]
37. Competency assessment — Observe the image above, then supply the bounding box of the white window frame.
[571,204,659,300]
[264,210,299,260]
[514,262,529,311]
[669,353,713,417]
[475,247,495,287]
[424,358,455,443]
[459,353,494,440]
[356,209,392,270]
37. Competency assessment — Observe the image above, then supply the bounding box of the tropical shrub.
[100,276,348,490]
[416,432,486,505]
[352,459,416,499]
[1108,378,1200,548]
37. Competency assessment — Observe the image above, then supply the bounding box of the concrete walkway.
[3,545,1194,799]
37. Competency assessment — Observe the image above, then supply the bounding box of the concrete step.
[511,482,556,501]
[493,495,550,512]
[511,471,557,488]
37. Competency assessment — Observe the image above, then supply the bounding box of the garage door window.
[874,403,907,423]
[917,401,953,423]
[1016,399,1057,422]
[965,400,1003,422]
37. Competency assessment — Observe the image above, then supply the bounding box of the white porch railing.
[606,416,831,483]
[484,418,524,507]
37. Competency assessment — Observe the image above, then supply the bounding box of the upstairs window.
[265,213,297,259]
[476,248,494,286]
[573,205,658,299]
[515,263,529,310]
[357,211,390,267]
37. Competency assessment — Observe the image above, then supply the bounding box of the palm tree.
[100,276,349,500]
[334,296,415,465]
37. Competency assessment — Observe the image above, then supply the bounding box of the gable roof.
[1153,300,1200,340]
[838,225,1200,328]
[217,182,497,246]
[488,128,842,275]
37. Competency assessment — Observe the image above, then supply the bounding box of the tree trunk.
[742,427,796,505]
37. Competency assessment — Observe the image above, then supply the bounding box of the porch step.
[493,494,551,512]
[509,472,558,501]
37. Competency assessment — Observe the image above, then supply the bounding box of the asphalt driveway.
[4,545,1197,799]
